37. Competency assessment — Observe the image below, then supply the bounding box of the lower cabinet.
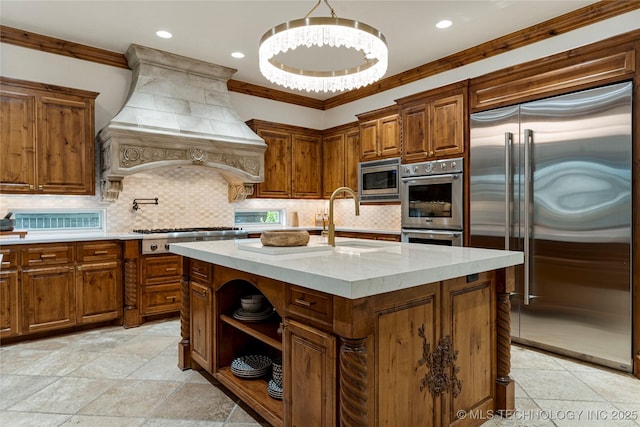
[190,281,213,372]
[1,241,123,340]
[283,319,336,427]
[140,254,182,316]
[21,265,76,333]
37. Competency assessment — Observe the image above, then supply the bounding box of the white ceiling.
[0,0,599,100]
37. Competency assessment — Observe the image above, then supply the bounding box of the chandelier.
[259,0,388,93]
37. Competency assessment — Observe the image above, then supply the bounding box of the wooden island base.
[177,258,516,427]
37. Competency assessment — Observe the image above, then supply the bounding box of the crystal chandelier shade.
[259,6,388,93]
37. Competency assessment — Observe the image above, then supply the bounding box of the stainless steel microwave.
[358,157,401,202]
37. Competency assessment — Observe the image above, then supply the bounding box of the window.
[234,209,285,226]
[12,209,105,232]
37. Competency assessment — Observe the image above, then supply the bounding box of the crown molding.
[2,1,638,110]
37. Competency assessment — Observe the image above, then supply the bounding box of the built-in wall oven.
[401,157,464,246]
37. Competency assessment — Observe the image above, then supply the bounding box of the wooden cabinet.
[283,319,336,427]
[140,254,182,316]
[334,230,401,242]
[190,259,214,373]
[76,242,122,324]
[247,120,322,199]
[1,241,123,341]
[397,81,467,163]
[357,106,401,161]
[20,243,77,334]
[0,247,20,338]
[0,77,98,195]
[322,123,360,198]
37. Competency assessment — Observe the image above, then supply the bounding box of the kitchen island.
[171,236,523,427]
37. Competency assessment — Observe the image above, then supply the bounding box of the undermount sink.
[237,238,398,255]
[332,240,397,253]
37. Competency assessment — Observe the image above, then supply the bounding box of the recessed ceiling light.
[436,20,452,29]
[231,52,245,59]
[155,30,173,39]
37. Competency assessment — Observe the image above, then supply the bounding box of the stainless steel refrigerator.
[469,81,633,371]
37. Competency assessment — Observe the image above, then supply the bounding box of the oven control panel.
[401,157,463,178]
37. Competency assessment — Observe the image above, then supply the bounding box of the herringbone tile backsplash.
[0,167,400,233]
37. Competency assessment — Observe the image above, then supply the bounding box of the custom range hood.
[98,44,266,202]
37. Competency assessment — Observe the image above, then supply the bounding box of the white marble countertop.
[170,236,524,299]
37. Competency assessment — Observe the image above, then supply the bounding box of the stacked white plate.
[233,306,274,322]
[267,379,283,400]
[230,355,272,379]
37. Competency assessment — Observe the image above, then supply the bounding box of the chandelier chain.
[304,0,337,19]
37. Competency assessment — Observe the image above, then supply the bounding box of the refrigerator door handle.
[523,128,533,305]
[504,132,512,251]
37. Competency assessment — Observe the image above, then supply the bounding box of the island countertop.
[170,236,523,299]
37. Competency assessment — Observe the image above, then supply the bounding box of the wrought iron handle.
[294,298,315,307]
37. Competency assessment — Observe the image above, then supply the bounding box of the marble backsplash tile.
[0,167,401,233]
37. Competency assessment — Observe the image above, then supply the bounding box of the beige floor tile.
[142,419,224,426]
[128,355,195,382]
[78,380,181,418]
[109,336,179,356]
[150,382,236,421]
[0,348,52,374]
[60,414,146,426]
[571,369,640,403]
[511,369,605,401]
[9,377,117,414]
[63,331,134,352]
[0,410,71,426]
[510,346,567,371]
[0,374,59,410]
[13,350,101,376]
[68,353,151,379]
[610,403,640,426]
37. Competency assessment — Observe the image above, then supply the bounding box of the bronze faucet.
[325,186,360,246]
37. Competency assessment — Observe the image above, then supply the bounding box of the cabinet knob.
[29,184,35,190]
[38,185,43,190]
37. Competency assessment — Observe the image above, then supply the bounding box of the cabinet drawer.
[21,244,74,266]
[142,285,181,315]
[190,259,213,284]
[141,254,183,283]
[287,286,333,327]
[77,241,122,262]
[0,246,19,269]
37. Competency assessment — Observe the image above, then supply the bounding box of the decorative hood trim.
[97,44,266,202]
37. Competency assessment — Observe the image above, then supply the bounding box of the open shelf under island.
[171,236,524,427]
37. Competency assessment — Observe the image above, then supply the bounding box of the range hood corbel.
[97,44,266,202]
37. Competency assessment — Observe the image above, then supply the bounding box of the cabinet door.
[430,94,464,158]
[377,290,440,427]
[256,128,292,198]
[378,115,401,158]
[76,261,122,324]
[284,319,336,427]
[22,266,76,333]
[0,271,20,338]
[402,103,430,163]
[0,90,36,193]
[322,133,345,198]
[441,275,495,426]
[190,281,213,373]
[292,132,322,198]
[344,129,360,192]
[359,120,379,161]
[37,95,95,194]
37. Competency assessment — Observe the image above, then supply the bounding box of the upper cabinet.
[247,120,322,199]
[0,77,98,195]
[397,81,468,164]
[321,123,359,198]
[356,105,401,162]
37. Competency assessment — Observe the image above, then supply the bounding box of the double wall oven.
[401,157,464,246]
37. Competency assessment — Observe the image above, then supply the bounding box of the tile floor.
[1,318,639,427]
